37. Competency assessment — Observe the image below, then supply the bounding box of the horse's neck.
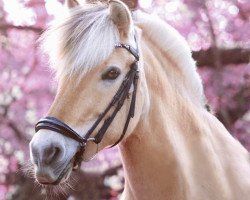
[119,108,186,200]
[119,34,250,200]
[119,40,194,199]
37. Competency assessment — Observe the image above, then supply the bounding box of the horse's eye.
[102,67,121,80]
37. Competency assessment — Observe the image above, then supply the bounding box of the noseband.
[35,40,139,168]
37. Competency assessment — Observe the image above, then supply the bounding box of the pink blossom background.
[0,0,249,199]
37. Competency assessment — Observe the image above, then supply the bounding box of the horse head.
[29,0,147,185]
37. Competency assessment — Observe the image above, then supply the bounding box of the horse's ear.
[66,0,80,9]
[109,0,132,37]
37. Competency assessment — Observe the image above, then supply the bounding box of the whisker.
[20,157,77,198]
[46,186,57,200]
[63,180,76,192]
[58,184,69,198]
[70,173,79,183]
[21,160,35,179]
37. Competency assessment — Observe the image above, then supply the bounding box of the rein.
[35,41,139,168]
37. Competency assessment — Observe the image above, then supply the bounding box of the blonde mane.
[134,11,204,105]
[40,3,119,78]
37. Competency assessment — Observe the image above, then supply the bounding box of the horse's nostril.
[43,145,61,165]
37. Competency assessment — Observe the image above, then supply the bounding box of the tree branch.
[202,0,222,69]
[1,24,249,68]
[102,164,122,177]
[0,23,43,33]
[6,120,25,140]
[193,48,250,67]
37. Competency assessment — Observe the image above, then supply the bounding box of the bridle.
[35,41,139,168]
[35,38,140,168]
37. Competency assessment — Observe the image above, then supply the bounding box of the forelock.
[40,3,120,78]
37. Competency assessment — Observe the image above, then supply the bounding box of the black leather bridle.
[35,40,140,168]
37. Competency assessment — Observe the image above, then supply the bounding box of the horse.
[29,0,250,199]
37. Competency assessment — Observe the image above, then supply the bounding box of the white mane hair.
[40,3,119,78]
[134,11,205,105]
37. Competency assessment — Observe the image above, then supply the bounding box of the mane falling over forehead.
[40,3,120,78]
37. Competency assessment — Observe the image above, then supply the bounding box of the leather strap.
[115,43,139,61]
[36,116,86,144]
[110,61,139,147]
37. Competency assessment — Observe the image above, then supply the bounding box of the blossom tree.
[0,0,249,199]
